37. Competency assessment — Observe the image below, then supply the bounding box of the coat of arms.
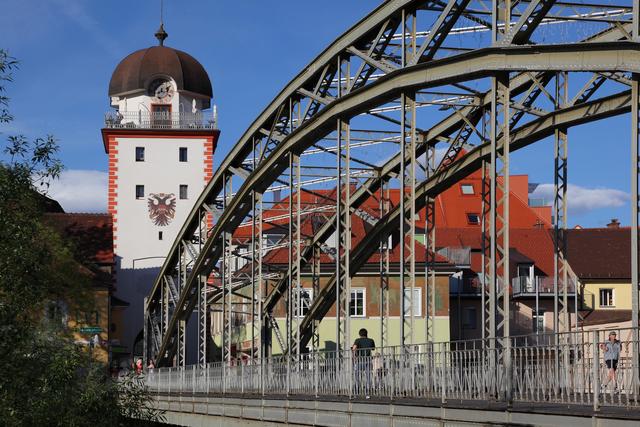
[148,193,176,226]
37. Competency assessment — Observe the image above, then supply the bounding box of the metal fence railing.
[104,110,216,130]
[145,327,640,410]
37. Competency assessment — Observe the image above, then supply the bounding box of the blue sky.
[0,0,632,227]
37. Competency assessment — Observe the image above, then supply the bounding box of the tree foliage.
[0,49,163,426]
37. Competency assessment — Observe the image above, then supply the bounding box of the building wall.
[582,280,631,310]
[109,133,214,356]
[450,297,577,341]
[68,288,110,363]
[213,273,451,355]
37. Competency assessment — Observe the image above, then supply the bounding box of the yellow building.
[567,225,634,328]
[45,213,116,364]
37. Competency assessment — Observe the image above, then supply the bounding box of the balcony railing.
[104,110,217,130]
[512,275,576,296]
[437,246,471,266]
[451,275,578,297]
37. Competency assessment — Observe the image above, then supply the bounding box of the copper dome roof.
[108,45,212,98]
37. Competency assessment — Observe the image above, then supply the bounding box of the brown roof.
[44,213,114,265]
[566,228,630,280]
[579,309,631,326]
[109,45,212,98]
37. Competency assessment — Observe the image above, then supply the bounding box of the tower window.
[136,185,144,199]
[179,185,188,200]
[179,147,188,162]
[158,231,163,240]
[135,147,145,162]
[466,213,480,225]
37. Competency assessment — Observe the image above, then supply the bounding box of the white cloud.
[531,183,629,215]
[47,169,107,213]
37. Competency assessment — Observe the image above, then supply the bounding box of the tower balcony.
[104,110,217,130]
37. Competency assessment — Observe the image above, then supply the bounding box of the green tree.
[0,49,163,426]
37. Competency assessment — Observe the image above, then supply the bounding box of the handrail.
[104,110,216,130]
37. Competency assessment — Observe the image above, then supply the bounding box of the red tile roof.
[436,227,555,277]
[44,213,114,265]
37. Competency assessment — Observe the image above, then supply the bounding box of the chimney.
[607,218,620,229]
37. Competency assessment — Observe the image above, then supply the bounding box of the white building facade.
[102,27,218,364]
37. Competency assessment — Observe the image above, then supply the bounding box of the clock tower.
[102,25,219,364]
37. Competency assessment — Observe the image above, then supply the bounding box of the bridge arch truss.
[143,0,640,392]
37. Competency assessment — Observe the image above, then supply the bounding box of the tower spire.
[155,0,168,46]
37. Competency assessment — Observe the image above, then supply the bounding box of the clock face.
[148,78,174,103]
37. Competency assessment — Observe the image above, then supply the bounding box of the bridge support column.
[400,91,417,349]
[631,72,640,399]
[424,143,436,347]
[286,151,301,394]
[222,173,233,376]
[198,274,207,369]
[486,72,511,401]
[336,116,351,395]
[379,181,390,350]
[553,71,570,397]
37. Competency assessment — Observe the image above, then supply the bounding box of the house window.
[135,146,145,162]
[460,184,475,195]
[179,147,188,162]
[179,185,188,200]
[533,310,545,333]
[296,288,313,317]
[463,307,476,329]
[466,213,480,225]
[158,231,163,240]
[136,185,144,199]
[600,288,615,307]
[349,288,366,317]
[402,287,422,317]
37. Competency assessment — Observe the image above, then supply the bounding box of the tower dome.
[108,25,212,100]
[108,46,212,99]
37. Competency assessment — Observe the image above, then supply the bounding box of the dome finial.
[155,23,168,46]
[155,0,168,46]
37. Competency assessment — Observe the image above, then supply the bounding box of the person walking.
[352,328,375,398]
[600,331,621,392]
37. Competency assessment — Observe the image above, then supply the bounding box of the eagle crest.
[147,193,176,226]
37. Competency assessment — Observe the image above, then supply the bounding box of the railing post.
[592,331,600,412]
[241,360,245,394]
[441,344,447,404]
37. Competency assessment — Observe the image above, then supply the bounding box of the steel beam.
[336,118,351,354]
[553,72,569,335]
[425,143,436,344]
[287,152,302,358]
[379,182,390,349]
[400,91,417,347]
[222,175,233,365]
[488,72,511,400]
[632,72,640,398]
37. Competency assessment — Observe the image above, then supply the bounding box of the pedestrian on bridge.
[352,328,375,398]
[600,331,621,392]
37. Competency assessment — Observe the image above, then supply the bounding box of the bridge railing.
[146,327,640,410]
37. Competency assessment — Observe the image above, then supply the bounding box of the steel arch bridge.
[143,0,640,372]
